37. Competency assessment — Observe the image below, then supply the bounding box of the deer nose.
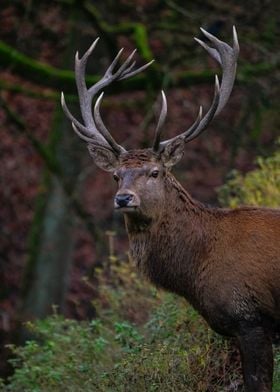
[115,194,133,208]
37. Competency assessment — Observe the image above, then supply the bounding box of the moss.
[2,38,279,94]
[132,24,154,61]
[0,40,76,90]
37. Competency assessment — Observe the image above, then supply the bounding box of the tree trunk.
[20,15,86,324]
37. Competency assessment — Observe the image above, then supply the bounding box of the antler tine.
[232,26,240,55]
[194,37,221,64]
[74,38,102,131]
[158,26,238,151]
[153,91,168,152]
[94,93,126,155]
[179,105,204,142]
[105,48,124,76]
[119,60,136,77]
[184,75,220,143]
[113,49,137,78]
[72,123,116,155]
[62,38,154,155]
[159,104,204,149]
[71,122,99,144]
[119,59,155,80]
[198,25,239,115]
[157,76,220,150]
[61,92,105,144]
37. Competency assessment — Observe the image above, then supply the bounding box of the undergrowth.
[218,141,280,208]
[3,258,242,392]
[4,299,242,392]
[3,144,280,392]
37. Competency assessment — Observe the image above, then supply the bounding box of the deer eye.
[113,174,120,182]
[150,170,159,178]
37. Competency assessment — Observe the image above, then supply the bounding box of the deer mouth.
[114,205,140,213]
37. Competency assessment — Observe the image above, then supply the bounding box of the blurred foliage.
[4,260,241,392]
[218,139,280,208]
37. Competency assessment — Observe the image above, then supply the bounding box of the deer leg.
[238,326,273,392]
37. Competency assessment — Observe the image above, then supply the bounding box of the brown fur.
[113,151,280,392]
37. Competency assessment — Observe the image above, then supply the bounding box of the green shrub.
[4,258,242,391]
[6,316,118,392]
[218,143,280,208]
[6,295,241,392]
[102,295,241,392]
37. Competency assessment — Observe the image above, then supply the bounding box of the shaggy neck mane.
[124,172,215,301]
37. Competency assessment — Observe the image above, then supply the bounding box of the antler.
[153,26,239,152]
[61,38,154,156]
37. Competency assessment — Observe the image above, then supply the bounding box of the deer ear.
[160,138,185,168]
[87,144,119,172]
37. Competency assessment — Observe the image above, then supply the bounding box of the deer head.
[61,27,239,220]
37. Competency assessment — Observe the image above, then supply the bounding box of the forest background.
[0,0,279,389]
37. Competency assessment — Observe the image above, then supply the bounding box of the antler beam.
[61,38,154,156]
[154,26,239,152]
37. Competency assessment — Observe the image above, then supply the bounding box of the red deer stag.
[61,27,280,392]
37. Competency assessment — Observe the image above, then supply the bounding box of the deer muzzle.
[114,191,140,211]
